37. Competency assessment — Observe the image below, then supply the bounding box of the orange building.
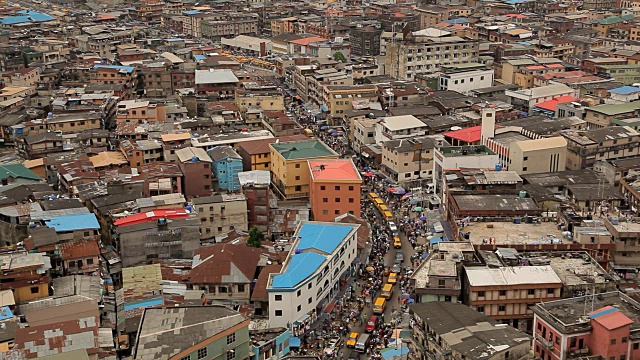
[308,159,362,222]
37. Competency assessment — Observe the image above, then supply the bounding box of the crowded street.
[286,101,432,359]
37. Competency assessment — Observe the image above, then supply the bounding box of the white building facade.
[267,222,359,329]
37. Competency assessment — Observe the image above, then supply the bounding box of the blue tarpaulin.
[320,105,328,112]
[289,337,301,347]
[430,237,443,245]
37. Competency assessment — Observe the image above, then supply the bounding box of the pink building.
[532,291,640,360]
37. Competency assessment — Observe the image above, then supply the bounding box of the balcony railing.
[565,347,591,359]
[535,335,554,350]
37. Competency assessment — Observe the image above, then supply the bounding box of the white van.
[355,333,369,353]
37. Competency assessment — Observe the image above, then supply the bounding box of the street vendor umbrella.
[365,172,373,177]
[407,298,415,304]
[401,193,413,200]
[401,293,410,299]
[331,132,339,137]
[393,188,406,195]
[419,216,427,221]
[365,266,375,272]
[320,126,329,130]
[413,206,423,212]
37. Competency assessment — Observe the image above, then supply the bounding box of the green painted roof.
[588,102,640,116]
[599,16,622,25]
[271,140,337,160]
[0,164,40,181]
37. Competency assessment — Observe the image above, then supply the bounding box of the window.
[227,350,236,360]
[538,323,542,331]
[335,186,340,191]
[634,343,639,350]
[547,288,555,294]
[623,337,628,343]
[523,156,528,161]
[323,198,328,203]
[570,337,576,348]
[620,356,626,360]
[611,339,617,345]
[335,210,340,215]
[87,258,94,265]
[30,286,39,294]
[180,356,190,360]
[227,333,236,344]
[275,310,283,316]
[498,305,506,312]
[197,347,207,359]
[348,186,354,191]
[523,167,528,172]
[321,186,326,190]
[295,163,300,168]
[349,198,354,203]
[295,176,300,180]
[478,291,485,297]
[237,284,245,292]
[499,290,506,296]
[322,210,328,215]
[335,198,340,202]
[477,306,484,312]
[295,186,301,192]
[275,295,282,301]
[308,283,312,289]
[297,305,301,311]
[219,286,228,293]
[528,289,535,295]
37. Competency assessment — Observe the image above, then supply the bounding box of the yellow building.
[322,84,378,119]
[46,113,102,133]
[269,139,338,199]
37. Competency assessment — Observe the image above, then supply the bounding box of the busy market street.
[286,101,433,359]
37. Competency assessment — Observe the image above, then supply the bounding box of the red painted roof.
[590,308,634,330]
[113,209,189,227]
[289,36,328,46]
[546,63,565,68]
[309,159,361,181]
[444,126,482,143]
[534,95,579,112]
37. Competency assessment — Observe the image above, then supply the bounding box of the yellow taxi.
[346,332,359,348]
[388,272,398,284]
[393,237,402,249]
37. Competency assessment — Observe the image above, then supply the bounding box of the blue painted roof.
[589,306,617,319]
[183,10,201,15]
[289,337,301,347]
[166,38,184,41]
[124,298,163,311]
[297,223,356,254]
[0,16,32,25]
[609,86,640,95]
[45,213,100,232]
[92,64,135,73]
[18,11,54,22]
[271,252,326,289]
[0,306,13,321]
[194,55,206,61]
[444,18,469,25]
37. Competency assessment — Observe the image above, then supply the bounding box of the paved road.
[338,215,416,359]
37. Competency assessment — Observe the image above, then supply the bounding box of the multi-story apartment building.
[267,222,359,329]
[410,302,531,360]
[562,126,640,170]
[113,209,201,267]
[350,26,382,57]
[381,136,444,184]
[191,194,248,239]
[308,159,362,221]
[532,292,640,360]
[201,13,259,40]
[463,265,563,330]
[322,85,379,118]
[270,140,338,199]
[438,63,494,95]
[374,115,429,144]
[238,170,271,232]
[175,147,213,198]
[89,65,138,100]
[134,306,251,360]
[583,102,640,129]
[501,57,564,88]
[208,146,243,192]
[385,29,479,80]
